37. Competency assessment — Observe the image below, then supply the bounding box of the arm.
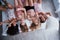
[8,21,14,27]
[0,18,15,26]
[35,12,39,18]
[0,19,10,26]
[2,0,14,9]
[14,0,19,8]
[0,6,6,11]
[28,0,34,6]
[24,0,29,6]
[22,8,27,19]
[33,0,37,3]
[37,0,42,3]
[7,19,16,27]
[16,8,27,19]
[3,20,10,23]
[18,0,23,7]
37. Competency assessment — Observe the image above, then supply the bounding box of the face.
[32,16,39,25]
[17,11,25,20]
[31,11,35,17]
[27,10,36,21]
[38,12,46,23]
[27,9,35,17]
[17,11,24,16]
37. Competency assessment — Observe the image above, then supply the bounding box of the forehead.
[17,11,24,15]
[27,9,35,12]
[19,10,24,13]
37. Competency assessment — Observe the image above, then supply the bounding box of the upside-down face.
[30,16,40,31]
[16,10,25,21]
[32,16,39,25]
[20,19,28,32]
[38,12,46,23]
[27,9,35,17]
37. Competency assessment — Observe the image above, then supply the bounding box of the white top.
[24,19,32,29]
[6,9,16,20]
[34,3,43,12]
[19,19,32,31]
[40,21,47,30]
[46,16,59,30]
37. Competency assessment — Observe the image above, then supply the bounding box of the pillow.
[46,16,59,30]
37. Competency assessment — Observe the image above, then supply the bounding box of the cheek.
[17,11,22,15]
[28,13,31,15]
[41,17,45,21]
[31,13,35,16]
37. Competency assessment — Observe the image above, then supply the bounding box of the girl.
[30,15,40,31]
[38,12,46,23]
[1,0,18,36]
[38,12,47,30]
[24,0,38,31]
[24,0,35,17]
[14,0,28,32]
[7,18,19,35]
[2,0,16,21]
